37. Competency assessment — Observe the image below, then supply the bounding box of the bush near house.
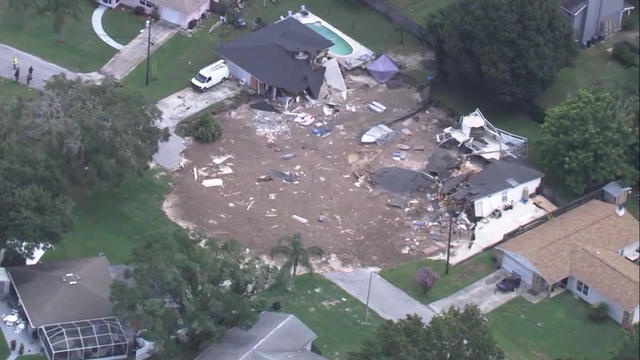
[612,42,640,67]
[187,113,222,143]
[589,302,609,321]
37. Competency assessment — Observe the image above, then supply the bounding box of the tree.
[349,305,504,360]
[270,233,323,291]
[415,267,439,293]
[111,231,276,356]
[0,99,74,258]
[39,75,162,192]
[9,0,42,30]
[538,88,639,193]
[426,0,576,102]
[43,0,82,42]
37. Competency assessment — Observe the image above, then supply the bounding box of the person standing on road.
[11,57,18,69]
[14,67,20,84]
[27,65,33,85]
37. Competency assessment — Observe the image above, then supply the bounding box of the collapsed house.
[436,109,528,160]
[216,17,334,100]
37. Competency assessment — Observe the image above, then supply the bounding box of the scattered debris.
[212,154,233,165]
[361,124,394,144]
[396,144,410,151]
[280,153,296,160]
[347,154,359,165]
[392,151,407,161]
[202,179,223,188]
[400,128,412,136]
[367,101,386,113]
[293,113,315,126]
[292,214,308,224]
[268,170,300,184]
[312,127,332,137]
[257,175,274,182]
[370,167,435,194]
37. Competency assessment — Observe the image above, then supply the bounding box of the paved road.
[154,82,241,170]
[324,268,436,322]
[429,269,520,313]
[0,43,102,90]
[100,20,178,80]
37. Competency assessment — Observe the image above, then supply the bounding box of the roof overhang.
[560,3,587,16]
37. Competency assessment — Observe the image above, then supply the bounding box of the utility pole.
[445,212,453,274]
[364,271,374,324]
[145,19,151,86]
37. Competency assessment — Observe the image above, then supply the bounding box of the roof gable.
[465,160,543,200]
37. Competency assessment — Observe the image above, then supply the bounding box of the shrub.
[415,266,440,292]
[612,42,639,67]
[589,302,609,321]
[151,7,160,21]
[18,343,24,355]
[271,301,281,311]
[622,14,638,31]
[188,114,222,143]
[134,6,146,16]
[10,340,15,351]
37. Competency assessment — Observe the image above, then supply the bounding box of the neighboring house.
[97,0,211,29]
[496,200,640,326]
[560,0,635,45]
[6,256,129,360]
[455,160,543,218]
[216,17,333,99]
[194,311,328,360]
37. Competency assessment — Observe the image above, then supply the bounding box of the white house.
[97,0,211,29]
[496,200,640,326]
[461,160,543,218]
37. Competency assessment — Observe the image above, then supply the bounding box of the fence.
[357,0,425,42]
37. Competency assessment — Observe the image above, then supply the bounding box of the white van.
[191,60,229,92]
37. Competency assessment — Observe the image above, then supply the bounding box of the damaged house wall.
[472,178,541,218]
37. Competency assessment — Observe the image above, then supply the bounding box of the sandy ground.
[164,72,461,268]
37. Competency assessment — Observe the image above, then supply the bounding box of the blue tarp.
[366,54,399,83]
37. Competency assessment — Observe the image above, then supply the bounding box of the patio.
[0,299,43,359]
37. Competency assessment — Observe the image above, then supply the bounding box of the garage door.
[160,8,184,27]
[501,254,534,286]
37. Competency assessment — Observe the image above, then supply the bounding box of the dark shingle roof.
[216,17,332,98]
[7,256,114,328]
[194,312,326,360]
[464,160,543,200]
[560,0,588,15]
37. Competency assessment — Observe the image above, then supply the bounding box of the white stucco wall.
[634,305,639,324]
[567,276,628,324]
[473,178,541,218]
[499,250,537,286]
[226,61,252,84]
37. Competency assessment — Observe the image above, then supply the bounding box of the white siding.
[633,305,639,324]
[226,61,252,84]
[159,7,186,28]
[567,277,626,323]
[500,251,535,285]
[473,178,541,218]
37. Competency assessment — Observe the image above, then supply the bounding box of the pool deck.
[293,11,374,70]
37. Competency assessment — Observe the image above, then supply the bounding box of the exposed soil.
[164,73,459,269]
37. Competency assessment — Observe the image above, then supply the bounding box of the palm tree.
[270,233,323,291]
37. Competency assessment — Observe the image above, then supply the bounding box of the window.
[501,190,508,203]
[576,280,590,296]
[140,0,154,7]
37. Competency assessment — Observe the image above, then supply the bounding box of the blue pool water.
[306,23,354,56]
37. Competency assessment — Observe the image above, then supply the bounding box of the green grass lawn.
[488,293,631,360]
[16,355,47,360]
[258,274,384,359]
[379,250,497,304]
[124,0,424,101]
[42,170,181,264]
[535,32,640,109]
[384,0,456,24]
[0,1,116,72]
[0,334,8,360]
[101,6,147,45]
[0,77,40,100]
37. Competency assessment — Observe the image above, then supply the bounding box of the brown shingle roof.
[499,200,639,310]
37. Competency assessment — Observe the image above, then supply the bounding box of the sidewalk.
[324,268,436,322]
[100,20,178,80]
[0,43,103,90]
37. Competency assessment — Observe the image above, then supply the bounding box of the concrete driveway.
[429,269,520,314]
[324,269,436,322]
[153,82,241,170]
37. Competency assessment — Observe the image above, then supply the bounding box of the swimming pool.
[306,23,354,56]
